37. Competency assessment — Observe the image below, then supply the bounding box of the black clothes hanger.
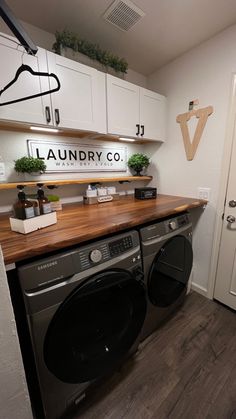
[0,63,61,106]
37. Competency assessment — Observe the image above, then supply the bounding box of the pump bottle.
[37,183,52,215]
[13,185,35,220]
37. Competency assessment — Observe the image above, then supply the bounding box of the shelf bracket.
[119,180,131,184]
[90,182,102,187]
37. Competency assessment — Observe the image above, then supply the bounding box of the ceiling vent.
[103,0,145,32]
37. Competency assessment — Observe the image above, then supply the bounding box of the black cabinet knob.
[55,109,60,125]
[45,106,51,123]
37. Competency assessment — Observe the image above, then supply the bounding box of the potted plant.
[52,29,128,78]
[127,153,150,176]
[14,156,47,175]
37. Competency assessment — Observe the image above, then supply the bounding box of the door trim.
[208,73,236,299]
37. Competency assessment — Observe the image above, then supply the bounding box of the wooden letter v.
[176,105,213,160]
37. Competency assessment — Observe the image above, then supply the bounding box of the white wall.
[146,23,236,294]
[0,248,32,419]
[125,68,146,88]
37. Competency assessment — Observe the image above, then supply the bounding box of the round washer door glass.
[148,235,193,307]
[44,269,146,383]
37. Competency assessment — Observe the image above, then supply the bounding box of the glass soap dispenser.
[13,185,35,220]
[37,183,52,215]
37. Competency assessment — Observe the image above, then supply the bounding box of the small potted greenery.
[128,153,150,176]
[14,156,46,175]
[52,29,128,77]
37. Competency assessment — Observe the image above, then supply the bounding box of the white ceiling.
[4,0,236,75]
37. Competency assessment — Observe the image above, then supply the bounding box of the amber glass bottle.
[13,185,35,220]
[37,184,52,215]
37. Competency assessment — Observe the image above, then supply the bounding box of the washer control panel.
[18,231,140,291]
[78,233,135,270]
[79,243,109,270]
[109,235,133,257]
[89,249,103,263]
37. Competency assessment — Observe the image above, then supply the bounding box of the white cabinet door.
[106,75,140,137]
[0,35,51,125]
[140,88,166,141]
[47,52,106,132]
[106,75,166,141]
[214,119,236,309]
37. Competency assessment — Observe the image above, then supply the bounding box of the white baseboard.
[191,281,208,297]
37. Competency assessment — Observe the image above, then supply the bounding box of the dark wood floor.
[72,292,236,419]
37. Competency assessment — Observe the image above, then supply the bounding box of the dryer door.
[43,269,146,383]
[148,235,193,307]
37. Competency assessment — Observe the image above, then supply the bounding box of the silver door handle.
[226,215,236,223]
[229,200,236,208]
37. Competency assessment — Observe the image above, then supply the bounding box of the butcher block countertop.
[0,194,207,265]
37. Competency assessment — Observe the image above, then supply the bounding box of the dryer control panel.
[140,213,191,242]
[164,213,190,233]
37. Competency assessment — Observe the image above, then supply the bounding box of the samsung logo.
[37,261,58,271]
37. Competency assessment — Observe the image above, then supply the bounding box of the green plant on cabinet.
[53,29,128,75]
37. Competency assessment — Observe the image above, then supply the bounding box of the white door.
[140,88,166,141]
[47,52,106,132]
[0,34,51,125]
[106,74,140,137]
[214,123,236,309]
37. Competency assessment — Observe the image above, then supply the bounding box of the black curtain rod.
[0,0,38,55]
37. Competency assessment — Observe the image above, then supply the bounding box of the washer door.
[44,269,146,383]
[148,235,193,307]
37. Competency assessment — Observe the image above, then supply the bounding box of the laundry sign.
[27,140,127,172]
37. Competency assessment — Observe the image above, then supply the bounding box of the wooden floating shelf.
[0,176,152,190]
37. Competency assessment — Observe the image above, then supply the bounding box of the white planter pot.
[23,172,43,181]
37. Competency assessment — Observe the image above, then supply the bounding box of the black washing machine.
[140,213,193,341]
[17,230,146,419]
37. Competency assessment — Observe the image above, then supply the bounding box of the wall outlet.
[198,187,211,200]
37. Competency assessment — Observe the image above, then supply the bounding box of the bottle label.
[34,207,40,216]
[28,199,40,216]
[25,207,35,219]
[42,203,52,214]
[0,162,6,181]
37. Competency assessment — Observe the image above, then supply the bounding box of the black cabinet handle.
[141,125,144,136]
[136,124,140,136]
[55,108,60,125]
[45,106,51,123]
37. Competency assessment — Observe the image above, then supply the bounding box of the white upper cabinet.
[0,33,106,133]
[0,35,51,125]
[0,32,165,140]
[140,88,166,141]
[106,74,166,141]
[106,75,140,137]
[47,52,106,133]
